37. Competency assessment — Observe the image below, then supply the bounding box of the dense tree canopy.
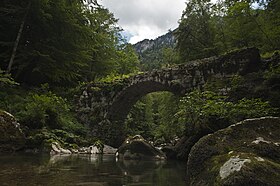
[175,0,280,62]
[0,0,139,86]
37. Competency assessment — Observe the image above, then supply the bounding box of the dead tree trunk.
[6,1,31,74]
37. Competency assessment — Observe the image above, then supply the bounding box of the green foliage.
[125,97,153,139]
[138,46,180,71]
[223,63,280,114]
[18,92,84,133]
[224,1,262,48]
[18,92,68,129]
[97,72,143,84]
[263,64,280,111]
[230,98,275,121]
[0,68,19,86]
[0,86,85,134]
[0,87,27,116]
[175,0,216,61]
[176,90,276,136]
[94,140,104,153]
[26,128,96,149]
[0,0,139,86]
[176,0,280,62]
[161,47,180,67]
[125,92,184,143]
[114,44,140,75]
[264,64,280,80]
[261,50,280,58]
[0,85,95,149]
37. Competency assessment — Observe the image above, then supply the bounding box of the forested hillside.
[176,0,280,61]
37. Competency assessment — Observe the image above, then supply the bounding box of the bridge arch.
[108,80,180,123]
[76,47,261,145]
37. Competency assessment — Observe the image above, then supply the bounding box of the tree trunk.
[6,1,31,74]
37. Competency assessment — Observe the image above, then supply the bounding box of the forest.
[0,0,279,150]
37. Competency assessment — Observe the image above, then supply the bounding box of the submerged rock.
[117,135,166,160]
[0,110,25,152]
[187,117,280,186]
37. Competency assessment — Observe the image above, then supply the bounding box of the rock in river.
[187,117,280,186]
[117,135,166,160]
[0,110,25,152]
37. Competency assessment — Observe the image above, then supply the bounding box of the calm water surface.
[0,153,187,186]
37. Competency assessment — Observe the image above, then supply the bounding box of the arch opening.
[108,81,176,123]
[107,80,185,144]
[123,91,184,144]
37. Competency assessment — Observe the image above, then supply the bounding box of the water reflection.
[0,153,187,186]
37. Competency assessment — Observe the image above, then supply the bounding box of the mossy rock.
[0,110,26,152]
[25,129,86,151]
[117,135,166,160]
[187,117,280,186]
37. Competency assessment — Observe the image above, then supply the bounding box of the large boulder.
[0,110,26,152]
[117,135,166,160]
[187,117,280,186]
[103,144,117,154]
[50,142,72,154]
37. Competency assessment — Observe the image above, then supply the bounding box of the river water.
[0,153,187,186]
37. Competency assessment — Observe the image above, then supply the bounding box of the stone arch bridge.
[76,48,261,145]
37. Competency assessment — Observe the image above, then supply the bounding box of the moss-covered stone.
[117,135,166,160]
[25,128,93,152]
[0,110,25,152]
[187,117,280,186]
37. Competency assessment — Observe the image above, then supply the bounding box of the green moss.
[25,128,97,150]
[202,152,280,186]
[223,154,280,185]
[261,50,280,59]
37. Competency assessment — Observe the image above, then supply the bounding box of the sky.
[98,0,186,44]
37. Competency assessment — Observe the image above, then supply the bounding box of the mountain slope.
[133,30,177,71]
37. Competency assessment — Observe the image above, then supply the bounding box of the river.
[0,153,187,186]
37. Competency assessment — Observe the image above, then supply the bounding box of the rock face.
[103,144,117,154]
[78,144,117,154]
[49,142,117,155]
[0,110,25,152]
[50,142,72,154]
[133,30,176,56]
[187,117,280,186]
[117,135,166,160]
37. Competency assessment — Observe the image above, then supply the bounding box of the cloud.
[98,0,185,44]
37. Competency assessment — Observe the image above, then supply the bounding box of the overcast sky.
[98,0,186,44]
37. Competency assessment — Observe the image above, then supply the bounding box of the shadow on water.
[0,153,187,186]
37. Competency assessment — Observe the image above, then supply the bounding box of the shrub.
[0,68,19,87]
[18,92,67,129]
[176,90,276,136]
[15,91,85,134]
